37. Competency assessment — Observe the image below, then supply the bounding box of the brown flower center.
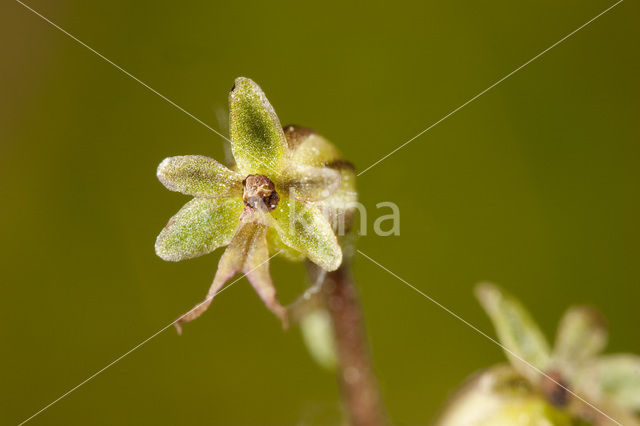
[242,174,280,212]
[540,370,569,407]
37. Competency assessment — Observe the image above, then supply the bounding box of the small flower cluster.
[155,78,356,332]
[436,283,640,425]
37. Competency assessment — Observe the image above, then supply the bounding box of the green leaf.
[475,283,551,383]
[575,354,640,412]
[269,198,342,271]
[279,166,341,202]
[229,77,288,176]
[553,306,607,366]
[157,155,242,197]
[155,197,243,262]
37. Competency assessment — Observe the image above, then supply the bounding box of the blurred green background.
[2,0,639,424]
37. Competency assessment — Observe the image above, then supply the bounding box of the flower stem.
[311,261,387,426]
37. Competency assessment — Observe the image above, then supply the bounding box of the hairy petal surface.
[553,306,607,368]
[155,197,243,262]
[280,166,341,202]
[157,155,242,197]
[475,283,551,384]
[575,354,640,412]
[270,198,342,271]
[267,227,305,262]
[229,77,288,176]
[175,222,287,332]
[287,128,357,228]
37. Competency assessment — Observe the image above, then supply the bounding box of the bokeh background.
[2,0,639,424]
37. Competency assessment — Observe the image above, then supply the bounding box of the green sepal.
[553,306,607,367]
[229,77,288,176]
[269,198,342,271]
[267,227,305,262]
[575,354,640,412]
[279,166,341,202]
[475,283,551,384]
[155,197,243,261]
[157,155,242,198]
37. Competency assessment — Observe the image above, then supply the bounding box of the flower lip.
[242,174,280,212]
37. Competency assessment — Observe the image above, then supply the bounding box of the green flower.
[437,283,640,425]
[155,77,356,332]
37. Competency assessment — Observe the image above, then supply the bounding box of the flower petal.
[174,222,287,332]
[229,77,288,176]
[155,197,243,262]
[280,166,341,202]
[270,198,342,271]
[574,354,640,411]
[553,306,607,367]
[285,127,358,232]
[475,283,551,384]
[267,227,305,262]
[157,155,242,197]
[243,224,288,328]
[286,126,343,167]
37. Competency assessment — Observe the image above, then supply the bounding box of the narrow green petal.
[229,77,288,176]
[475,283,551,383]
[575,354,640,411]
[155,197,243,262]
[553,306,607,366]
[157,155,242,197]
[280,166,341,202]
[270,198,342,271]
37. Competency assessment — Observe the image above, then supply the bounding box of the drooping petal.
[553,306,607,367]
[174,222,287,332]
[269,198,342,271]
[157,155,243,198]
[475,283,551,384]
[574,354,640,412]
[174,242,242,334]
[155,197,243,262]
[243,224,288,328]
[229,77,288,176]
[280,166,341,202]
